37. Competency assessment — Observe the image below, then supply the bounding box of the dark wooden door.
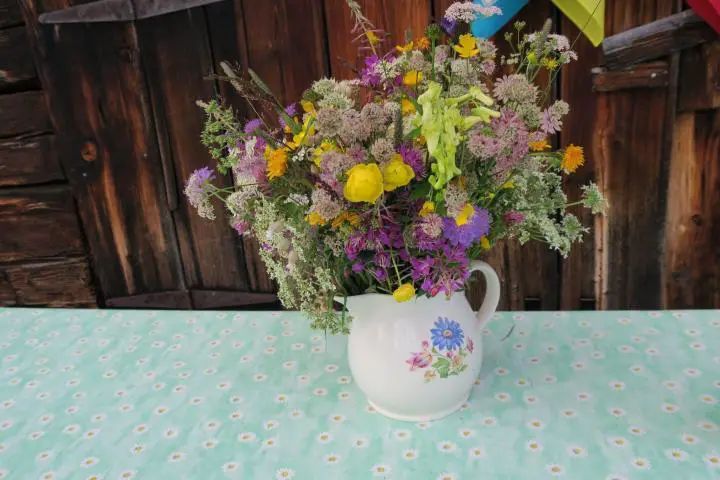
[20,0,284,308]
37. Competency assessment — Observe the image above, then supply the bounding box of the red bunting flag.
[687,0,720,33]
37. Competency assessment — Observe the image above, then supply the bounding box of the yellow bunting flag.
[550,0,605,47]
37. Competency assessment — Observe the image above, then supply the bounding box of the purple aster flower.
[440,17,457,36]
[504,210,525,226]
[400,144,426,179]
[443,207,491,248]
[351,261,365,273]
[244,118,262,135]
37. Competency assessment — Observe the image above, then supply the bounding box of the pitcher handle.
[469,260,501,328]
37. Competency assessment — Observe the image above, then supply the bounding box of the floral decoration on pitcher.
[406,317,474,382]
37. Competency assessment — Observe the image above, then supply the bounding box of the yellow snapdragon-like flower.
[396,40,414,53]
[382,154,415,191]
[453,34,479,59]
[455,203,475,226]
[393,283,416,303]
[419,201,435,217]
[264,146,288,180]
[403,71,423,86]
[343,163,384,204]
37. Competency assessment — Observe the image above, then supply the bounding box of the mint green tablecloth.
[0,308,718,480]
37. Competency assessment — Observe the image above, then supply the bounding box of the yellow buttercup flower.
[401,98,416,115]
[344,163,384,203]
[393,283,416,303]
[382,154,415,191]
[455,203,475,226]
[331,212,360,229]
[396,40,414,53]
[480,236,491,250]
[366,31,379,46]
[562,145,585,173]
[529,139,551,152]
[419,201,435,217]
[265,146,288,180]
[416,36,430,51]
[305,212,327,226]
[453,34,479,59]
[403,70,423,86]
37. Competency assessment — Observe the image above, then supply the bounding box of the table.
[0,308,718,479]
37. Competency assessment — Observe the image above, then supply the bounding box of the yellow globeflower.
[562,145,585,173]
[403,71,423,86]
[455,203,475,226]
[382,154,415,192]
[453,34,479,59]
[419,201,435,217]
[265,146,288,180]
[343,163,384,204]
[393,283,416,303]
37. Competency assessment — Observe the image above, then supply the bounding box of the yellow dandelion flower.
[265,147,288,180]
[305,212,327,226]
[562,145,585,173]
[529,139,551,152]
[416,36,430,51]
[453,34,479,59]
[401,98,416,115]
[331,212,360,229]
[396,40,414,53]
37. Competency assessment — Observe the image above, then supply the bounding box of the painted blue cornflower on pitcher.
[406,317,474,382]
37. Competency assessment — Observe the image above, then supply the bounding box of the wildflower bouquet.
[186,1,606,333]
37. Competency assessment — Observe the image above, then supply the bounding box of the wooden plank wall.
[0,0,96,307]
[5,0,719,310]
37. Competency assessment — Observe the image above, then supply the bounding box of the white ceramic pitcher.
[343,261,501,421]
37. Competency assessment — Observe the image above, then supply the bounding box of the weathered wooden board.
[0,0,23,29]
[561,17,604,310]
[323,0,431,80]
[0,135,63,186]
[2,257,97,306]
[0,91,50,137]
[0,185,85,262]
[0,26,37,89]
[138,8,251,293]
[663,111,720,308]
[0,272,15,305]
[592,61,669,92]
[678,41,720,111]
[603,9,717,69]
[21,0,186,301]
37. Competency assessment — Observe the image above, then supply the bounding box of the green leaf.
[432,357,450,369]
[248,68,274,97]
[458,364,468,373]
[409,181,432,200]
[404,126,422,140]
[437,366,450,378]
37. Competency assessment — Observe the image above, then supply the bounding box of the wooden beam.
[0,135,63,186]
[106,291,192,309]
[190,290,278,309]
[678,41,720,112]
[0,91,50,137]
[0,0,23,28]
[0,26,37,90]
[2,257,97,307]
[0,185,85,262]
[38,0,226,24]
[592,61,669,92]
[603,10,717,70]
